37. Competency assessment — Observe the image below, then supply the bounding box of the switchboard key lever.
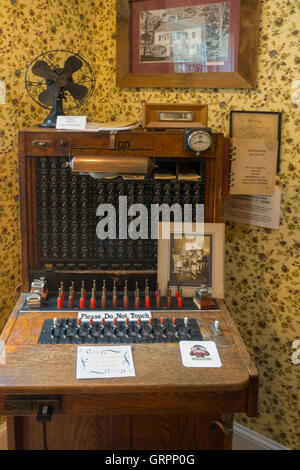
[101,317,105,336]
[137,317,142,336]
[51,317,60,338]
[161,317,167,337]
[113,317,118,336]
[149,317,154,336]
[125,317,130,336]
[172,317,179,337]
[184,317,191,337]
[213,320,223,336]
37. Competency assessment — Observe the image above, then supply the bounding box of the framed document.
[157,222,224,298]
[116,0,260,89]
[230,110,282,172]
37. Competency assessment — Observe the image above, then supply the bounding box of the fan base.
[39,108,65,128]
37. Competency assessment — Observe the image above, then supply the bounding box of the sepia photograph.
[139,2,231,66]
[157,222,224,298]
[169,232,212,287]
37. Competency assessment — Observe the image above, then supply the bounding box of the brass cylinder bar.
[69,155,152,174]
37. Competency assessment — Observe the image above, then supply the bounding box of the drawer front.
[23,130,219,158]
[25,132,111,156]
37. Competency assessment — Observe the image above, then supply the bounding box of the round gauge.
[187,130,212,153]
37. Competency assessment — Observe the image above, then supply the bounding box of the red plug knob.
[57,296,63,309]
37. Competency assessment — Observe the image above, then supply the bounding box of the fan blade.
[32,60,57,81]
[38,85,61,106]
[62,56,83,77]
[65,82,88,101]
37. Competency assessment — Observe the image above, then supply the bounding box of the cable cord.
[37,404,53,450]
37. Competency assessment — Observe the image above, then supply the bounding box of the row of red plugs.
[56,281,184,310]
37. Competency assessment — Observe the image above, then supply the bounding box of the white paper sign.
[0,81,6,104]
[78,310,152,322]
[179,341,222,368]
[56,115,87,130]
[76,345,135,379]
[223,186,281,229]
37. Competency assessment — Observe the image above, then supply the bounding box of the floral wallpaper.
[0,0,299,449]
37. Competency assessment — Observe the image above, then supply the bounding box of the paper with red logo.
[179,341,222,368]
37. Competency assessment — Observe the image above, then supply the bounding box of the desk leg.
[6,417,23,450]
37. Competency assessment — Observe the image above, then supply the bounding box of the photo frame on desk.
[230,110,282,172]
[116,0,260,89]
[157,223,224,299]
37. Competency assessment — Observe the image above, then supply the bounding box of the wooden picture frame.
[116,0,260,89]
[157,222,224,298]
[230,110,282,172]
[142,102,208,128]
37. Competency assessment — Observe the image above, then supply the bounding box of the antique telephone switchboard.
[0,128,258,450]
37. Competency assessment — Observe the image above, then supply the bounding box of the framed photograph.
[142,102,208,128]
[157,223,224,298]
[116,0,260,89]
[230,110,282,172]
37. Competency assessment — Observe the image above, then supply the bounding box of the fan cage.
[24,49,96,111]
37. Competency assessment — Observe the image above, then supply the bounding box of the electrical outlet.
[4,396,61,414]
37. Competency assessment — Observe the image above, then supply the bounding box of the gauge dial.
[187,131,212,153]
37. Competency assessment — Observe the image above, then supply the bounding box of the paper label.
[223,187,281,229]
[78,310,152,322]
[179,341,222,368]
[56,115,87,130]
[76,345,136,379]
[0,81,6,104]
[230,138,278,196]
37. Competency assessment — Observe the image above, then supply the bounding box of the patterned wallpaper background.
[0,0,299,449]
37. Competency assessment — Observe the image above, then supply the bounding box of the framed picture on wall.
[116,0,260,89]
[157,222,225,298]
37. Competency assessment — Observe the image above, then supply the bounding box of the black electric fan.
[25,50,95,127]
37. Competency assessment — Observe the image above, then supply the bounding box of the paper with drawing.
[76,345,135,379]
